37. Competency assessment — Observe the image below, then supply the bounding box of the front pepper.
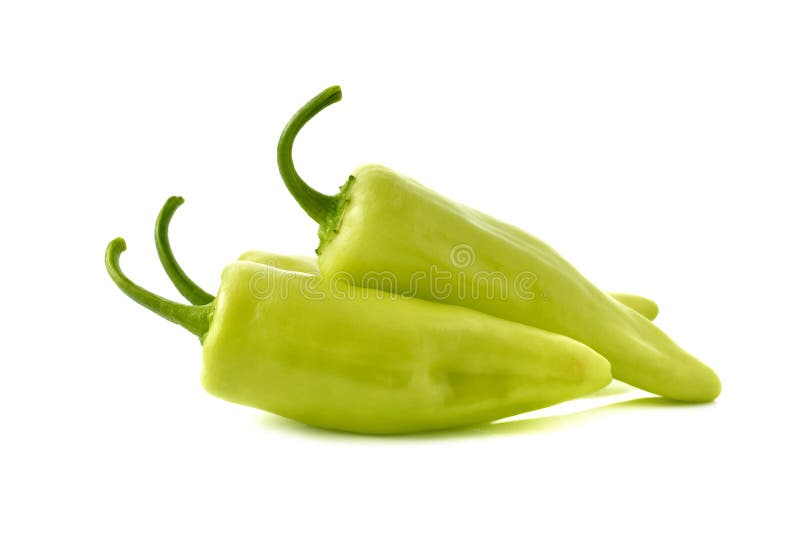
[104,199,612,434]
[276,86,721,402]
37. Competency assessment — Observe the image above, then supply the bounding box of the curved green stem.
[277,85,342,224]
[105,237,212,338]
[155,196,215,305]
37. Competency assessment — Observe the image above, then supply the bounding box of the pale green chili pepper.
[104,198,613,434]
[276,86,720,402]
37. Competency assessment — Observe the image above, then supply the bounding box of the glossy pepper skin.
[103,198,612,434]
[277,86,721,403]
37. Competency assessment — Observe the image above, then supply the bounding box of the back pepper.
[158,197,660,322]
[104,198,613,434]
[276,86,721,402]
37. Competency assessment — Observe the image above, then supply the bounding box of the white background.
[2,1,798,540]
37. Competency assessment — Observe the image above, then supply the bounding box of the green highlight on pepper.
[277,86,721,403]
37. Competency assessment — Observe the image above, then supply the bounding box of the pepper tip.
[109,237,127,253]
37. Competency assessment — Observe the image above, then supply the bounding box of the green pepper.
[277,86,721,403]
[104,198,613,434]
